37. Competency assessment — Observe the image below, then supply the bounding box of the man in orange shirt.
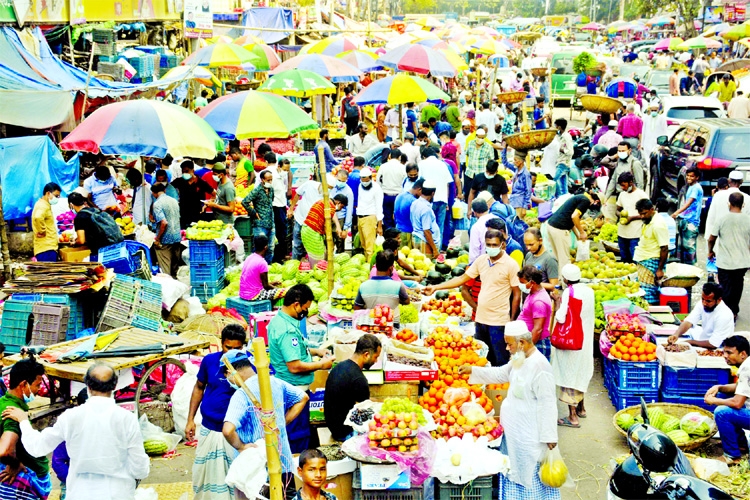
[300,194,348,266]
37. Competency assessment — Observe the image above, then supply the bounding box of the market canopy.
[677,36,722,50]
[352,73,450,105]
[270,54,362,83]
[336,50,383,72]
[258,69,336,97]
[378,44,457,77]
[722,22,750,41]
[302,36,361,56]
[181,43,261,70]
[653,37,683,51]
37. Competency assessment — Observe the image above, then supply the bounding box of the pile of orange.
[486,383,510,391]
[610,334,657,362]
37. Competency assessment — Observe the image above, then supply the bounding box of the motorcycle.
[608,399,732,500]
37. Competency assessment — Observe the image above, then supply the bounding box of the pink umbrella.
[580,22,604,31]
[653,37,683,51]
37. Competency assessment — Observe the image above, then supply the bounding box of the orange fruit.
[639,354,648,361]
[647,353,656,361]
[646,344,656,354]
[612,350,622,359]
[622,354,631,361]
[628,347,637,355]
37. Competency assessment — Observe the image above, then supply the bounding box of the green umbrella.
[257,69,337,98]
[722,22,750,42]
[677,36,722,51]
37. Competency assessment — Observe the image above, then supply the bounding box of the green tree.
[403,0,435,13]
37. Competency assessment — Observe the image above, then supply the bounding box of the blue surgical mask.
[228,380,240,391]
[336,181,346,188]
[182,173,192,180]
[361,180,372,188]
[49,197,59,206]
[212,175,220,182]
[96,177,109,184]
[485,174,495,179]
[23,387,34,404]
[651,111,658,117]
[486,247,501,257]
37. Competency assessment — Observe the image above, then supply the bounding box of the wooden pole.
[316,146,335,294]
[0,188,10,281]
[81,42,97,123]
[222,341,283,500]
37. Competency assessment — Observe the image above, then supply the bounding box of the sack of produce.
[680,412,714,438]
[139,414,181,456]
[387,339,434,369]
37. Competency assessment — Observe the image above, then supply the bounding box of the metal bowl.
[580,94,624,114]
[495,91,528,105]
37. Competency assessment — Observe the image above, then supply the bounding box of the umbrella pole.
[316,147,335,293]
[398,104,403,141]
[488,63,499,104]
[0,188,10,281]
[141,156,147,225]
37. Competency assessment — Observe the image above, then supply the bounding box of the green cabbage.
[282,260,300,280]
[680,412,712,437]
[616,413,636,431]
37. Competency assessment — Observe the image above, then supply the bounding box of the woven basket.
[495,91,527,105]
[503,129,558,151]
[531,67,548,77]
[661,276,700,288]
[612,402,716,451]
[601,241,620,254]
[580,94,624,114]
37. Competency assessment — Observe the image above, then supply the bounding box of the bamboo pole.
[0,188,10,281]
[222,340,283,500]
[316,146,335,294]
[81,42,97,123]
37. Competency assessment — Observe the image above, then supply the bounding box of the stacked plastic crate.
[604,358,660,410]
[0,299,35,353]
[660,366,731,410]
[189,241,225,303]
[10,294,84,340]
[30,304,70,345]
[97,275,163,332]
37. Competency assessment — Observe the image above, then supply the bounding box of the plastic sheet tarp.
[0,136,80,220]
[0,89,74,129]
[241,8,293,44]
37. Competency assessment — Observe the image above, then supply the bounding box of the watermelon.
[313,268,326,281]
[282,280,296,288]
[269,263,283,274]
[659,416,681,433]
[310,287,326,301]
[316,260,328,270]
[269,273,282,284]
[297,272,312,284]
[350,254,365,265]
[309,301,319,316]
[334,253,351,264]
[282,260,300,280]
[307,280,320,288]
[616,413,636,431]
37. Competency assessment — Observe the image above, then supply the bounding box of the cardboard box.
[59,246,91,262]
[334,343,356,363]
[384,359,438,382]
[310,388,325,424]
[310,368,328,391]
[369,381,420,403]
[359,464,411,490]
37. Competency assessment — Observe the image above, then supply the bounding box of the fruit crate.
[225,297,272,321]
[662,367,731,395]
[353,489,424,500]
[436,476,493,500]
[131,314,160,332]
[609,387,658,411]
[99,242,137,274]
[659,391,713,411]
[0,299,35,352]
[190,260,226,284]
[610,359,660,393]
[11,294,85,339]
[189,240,223,264]
[92,29,115,44]
[234,217,253,238]
[97,61,125,81]
[30,304,69,346]
[303,139,317,152]
[191,281,225,303]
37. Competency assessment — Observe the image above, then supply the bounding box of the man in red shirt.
[301,194,348,266]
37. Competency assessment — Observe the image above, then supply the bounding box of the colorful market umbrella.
[352,73,450,105]
[437,48,469,71]
[703,23,730,37]
[489,54,510,67]
[336,50,383,72]
[377,44,457,77]
[270,54,362,83]
[60,100,223,159]
[159,65,221,87]
[198,90,318,139]
[677,36,722,50]
[303,36,361,56]
[243,43,281,71]
[415,17,443,29]
[258,69,336,97]
[469,38,508,55]
[182,43,261,70]
[414,39,466,53]
[580,22,604,31]
[470,26,500,39]
[646,16,675,27]
[722,22,750,41]
[234,34,266,46]
[653,37,683,51]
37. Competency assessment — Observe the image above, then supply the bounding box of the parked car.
[649,119,750,205]
[619,63,650,81]
[660,95,726,137]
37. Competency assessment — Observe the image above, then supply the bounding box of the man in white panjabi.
[552,264,595,428]
[459,321,560,500]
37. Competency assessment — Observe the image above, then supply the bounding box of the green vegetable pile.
[573,51,597,74]
[593,222,618,243]
[381,397,426,424]
[399,304,419,324]
[680,412,713,437]
[710,459,750,498]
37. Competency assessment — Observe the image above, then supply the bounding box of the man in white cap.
[355,167,383,263]
[458,320,559,499]
[597,120,623,150]
[424,229,521,366]
[641,103,668,161]
[463,128,495,201]
[551,264,595,429]
[705,170,750,237]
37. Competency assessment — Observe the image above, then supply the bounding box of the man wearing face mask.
[268,285,335,453]
[553,118,574,198]
[325,334,382,442]
[615,172,648,264]
[83,165,119,210]
[32,182,61,262]
[171,160,214,228]
[0,358,51,500]
[464,129,494,201]
[154,169,179,201]
[633,198,670,304]
[522,227,559,292]
[356,167,384,263]
[551,264,595,429]
[243,170,276,264]
[603,141,645,212]
[377,148,407,230]
[457,321,558,498]
[641,102,668,162]
[410,180,440,257]
[468,199,497,264]
[2,361,150,500]
[205,163,236,225]
[545,183,601,268]
[424,230,521,366]
[330,169,354,253]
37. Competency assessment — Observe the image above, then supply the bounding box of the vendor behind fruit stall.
[32,182,61,262]
[324,334,382,442]
[369,229,421,281]
[667,282,735,349]
[354,250,411,322]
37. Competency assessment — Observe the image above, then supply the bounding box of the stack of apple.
[431,405,503,441]
[367,412,420,453]
[395,328,418,344]
[606,313,647,341]
[421,294,465,315]
[356,304,394,336]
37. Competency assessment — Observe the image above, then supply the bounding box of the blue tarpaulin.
[241,8,293,44]
[0,136,80,220]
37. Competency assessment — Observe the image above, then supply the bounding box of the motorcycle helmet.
[569,128,581,138]
[629,424,678,473]
[609,455,650,499]
[591,144,609,159]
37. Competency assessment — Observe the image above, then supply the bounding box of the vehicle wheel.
[649,161,658,201]
[135,359,186,432]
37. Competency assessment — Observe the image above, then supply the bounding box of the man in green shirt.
[268,284,334,453]
[445,95,462,132]
[0,358,50,499]
[420,103,441,125]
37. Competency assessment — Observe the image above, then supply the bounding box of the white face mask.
[263,182,273,189]
[182,173,192,180]
[519,283,530,294]
[651,111,658,117]
[476,138,485,145]
[213,174,220,182]
[618,152,629,160]
[486,246,501,257]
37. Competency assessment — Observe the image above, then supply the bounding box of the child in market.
[671,166,703,265]
[294,449,337,500]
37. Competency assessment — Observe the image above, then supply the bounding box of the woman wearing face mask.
[517,266,553,361]
[267,285,335,454]
[32,182,62,262]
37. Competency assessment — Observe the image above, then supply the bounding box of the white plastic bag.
[139,414,182,454]
[134,487,158,500]
[152,273,190,310]
[538,446,574,488]
[432,435,510,484]
[135,225,156,248]
[225,440,267,497]
[171,363,201,439]
[576,239,590,262]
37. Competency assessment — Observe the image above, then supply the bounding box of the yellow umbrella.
[160,65,221,87]
[739,37,750,49]
[723,22,750,41]
[437,48,469,71]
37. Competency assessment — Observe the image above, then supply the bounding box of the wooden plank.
[2,327,209,382]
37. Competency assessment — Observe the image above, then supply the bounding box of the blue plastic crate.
[190,285,223,303]
[659,391,714,411]
[662,366,731,395]
[12,293,85,338]
[99,242,137,274]
[225,297,272,320]
[1,299,35,350]
[190,260,226,284]
[609,387,659,411]
[189,241,223,263]
[131,315,160,332]
[611,359,660,393]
